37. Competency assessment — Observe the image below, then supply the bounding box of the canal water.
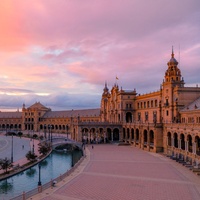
[0,150,82,199]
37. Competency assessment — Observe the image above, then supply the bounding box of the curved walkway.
[31,144,200,200]
[0,134,40,176]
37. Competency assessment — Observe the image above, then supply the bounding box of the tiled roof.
[43,108,100,118]
[0,112,22,118]
[181,96,200,112]
[123,90,135,93]
[27,102,50,110]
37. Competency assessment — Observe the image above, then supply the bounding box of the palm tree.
[0,157,13,174]
[38,142,51,155]
[26,151,37,162]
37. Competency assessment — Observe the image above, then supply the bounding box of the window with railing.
[145,112,148,121]
[138,112,141,121]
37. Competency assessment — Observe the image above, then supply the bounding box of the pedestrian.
[92,145,94,149]
[22,145,24,149]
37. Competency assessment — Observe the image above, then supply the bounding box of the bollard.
[38,185,42,193]
[51,179,53,189]
[22,191,26,200]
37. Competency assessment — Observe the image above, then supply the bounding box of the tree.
[26,151,37,162]
[38,142,51,155]
[18,132,23,137]
[0,157,13,174]
[33,134,38,139]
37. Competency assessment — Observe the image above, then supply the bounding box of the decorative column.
[147,130,150,151]
[193,142,196,154]
[179,139,182,149]
[171,137,174,147]
[96,131,98,143]
[111,131,113,142]
[166,136,168,146]
[185,141,188,152]
[139,131,142,148]
[133,129,135,145]
[129,129,132,143]
[124,128,127,143]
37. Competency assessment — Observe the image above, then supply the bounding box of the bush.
[6,132,16,136]
[39,135,44,140]
[33,134,38,138]
[18,132,23,137]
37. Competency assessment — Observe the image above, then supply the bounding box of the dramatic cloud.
[0,0,200,111]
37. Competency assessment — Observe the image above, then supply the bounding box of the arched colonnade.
[167,131,200,154]
[123,127,155,150]
[80,127,120,144]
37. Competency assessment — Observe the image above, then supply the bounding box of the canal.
[0,150,82,199]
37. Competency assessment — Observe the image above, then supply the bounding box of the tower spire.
[171,46,174,58]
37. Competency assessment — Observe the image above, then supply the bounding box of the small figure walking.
[92,145,94,149]
[22,145,24,149]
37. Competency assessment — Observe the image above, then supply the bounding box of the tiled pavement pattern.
[31,144,200,200]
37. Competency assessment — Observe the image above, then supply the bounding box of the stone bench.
[13,164,20,170]
[192,166,200,173]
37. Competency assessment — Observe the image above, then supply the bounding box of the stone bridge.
[51,137,82,150]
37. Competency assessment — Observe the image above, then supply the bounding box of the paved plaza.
[30,144,200,200]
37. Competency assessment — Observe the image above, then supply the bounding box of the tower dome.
[167,47,178,66]
[163,47,184,87]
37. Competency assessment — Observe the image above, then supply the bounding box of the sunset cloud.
[0,0,200,111]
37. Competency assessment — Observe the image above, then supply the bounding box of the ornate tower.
[100,82,110,122]
[164,47,184,87]
[162,48,185,123]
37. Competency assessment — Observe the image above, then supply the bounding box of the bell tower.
[162,47,185,123]
[163,47,184,87]
[100,82,110,122]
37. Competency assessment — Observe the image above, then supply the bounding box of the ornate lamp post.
[48,125,52,142]
[66,125,68,139]
[38,163,42,186]
[11,132,13,163]
[50,125,52,142]
[44,124,46,139]
[32,137,35,154]
[48,125,50,141]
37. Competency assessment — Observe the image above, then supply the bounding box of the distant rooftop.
[0,112,22,118]
[181,97,200,112]
[43,108,100,118]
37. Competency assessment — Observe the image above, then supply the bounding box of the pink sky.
[0,0,200,111]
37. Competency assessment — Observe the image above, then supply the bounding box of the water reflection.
[0,179,13,194]
[0,150,82,199]
[40,160,48,167]
[26,168,36,177]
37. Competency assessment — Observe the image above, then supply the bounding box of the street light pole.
[66,125,68,139]
[11,133,13,163]
[44,124,46,139]
[48,125,50,141]
[50,125,52,143]
[38,163,42,186]
[32,138,35,154]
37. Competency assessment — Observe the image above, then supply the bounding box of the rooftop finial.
[171,46,174,58]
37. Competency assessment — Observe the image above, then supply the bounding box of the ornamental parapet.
[77,121,123,126]
[164,123,200,132]
[122,122,163,128]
